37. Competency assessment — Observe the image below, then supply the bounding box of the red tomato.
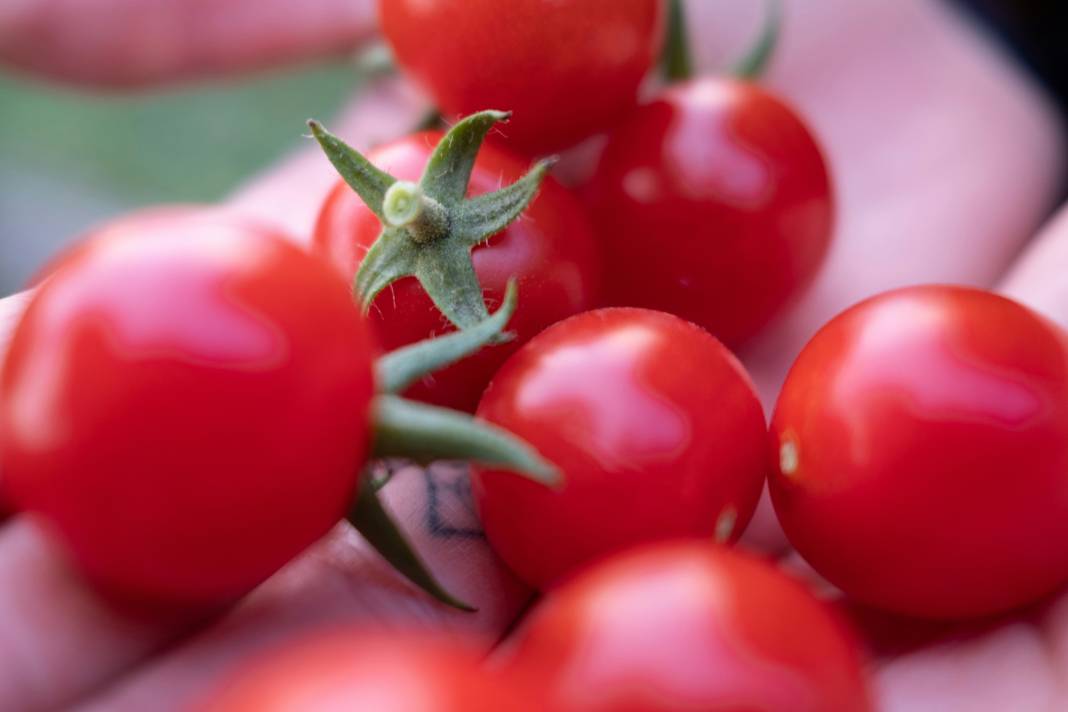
[378,0,665,155]
[473,308,768,589]
[199,630,545,712]
[771,285,1068,619]
[0,213,375,604]
[585,78,834,347]
[499,541,873,712]
[313,131,600,412]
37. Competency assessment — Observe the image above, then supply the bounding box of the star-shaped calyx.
[307,111,556,330]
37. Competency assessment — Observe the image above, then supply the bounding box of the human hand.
[0,1,1065,710]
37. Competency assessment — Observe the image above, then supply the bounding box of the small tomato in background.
[379,0,665,155]
[771,285,1068,619]
[584,78,834,347]
[314,131,600,412]
[0,212,375,605]
[198,630,546,712]
[473,308,768,589]
[498,541,873,712]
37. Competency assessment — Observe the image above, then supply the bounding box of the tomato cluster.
[4,0,1066,709]
[0,210,554,608]
[313,130,601,413]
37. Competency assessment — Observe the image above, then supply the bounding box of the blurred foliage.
[0,60,358,203]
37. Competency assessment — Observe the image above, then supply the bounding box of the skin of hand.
[0,0,1066,710]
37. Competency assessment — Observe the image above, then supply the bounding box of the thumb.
[0,0,376,87]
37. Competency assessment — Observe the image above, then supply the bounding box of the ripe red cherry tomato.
[499,541,873,712]
[473,308,768,589]
[200,630,546,712]
[314,131,600,412]
[0,213,375,604]
[771,285,1068,619]
[585,78,834,347]
[379,0,665,154]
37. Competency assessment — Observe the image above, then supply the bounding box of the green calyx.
[348,288,559,611]
[307,111,556,330]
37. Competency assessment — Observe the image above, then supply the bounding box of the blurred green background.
[0,61,359,297]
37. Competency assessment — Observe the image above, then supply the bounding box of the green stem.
[382,181,450,243]
[662,0,693,82]
[354,42,396,80]
[415,109,444,132]
[377,280,517,394]
[371,395,560,488]
[348,475,475,611]
[732,0,783,80]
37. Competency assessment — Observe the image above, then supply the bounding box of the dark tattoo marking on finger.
[424,462,485,540]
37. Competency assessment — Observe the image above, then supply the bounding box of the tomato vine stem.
[661,0,783,83]
[732,0,783,80]
[376,280,517,394]
[349,475,477,611]
[353,285,557,610]
[661,0,693,81]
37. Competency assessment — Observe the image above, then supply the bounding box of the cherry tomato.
[0,212,375,604]
[200,630,545,712]
[499,541,873,712]
[314,131,600,412]
[473,308,768,589]
[771,285,1068,619]
[379,0,665,155]
[584,78,834,347]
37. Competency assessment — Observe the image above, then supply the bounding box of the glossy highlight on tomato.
[771,285,1068,619]
[473,308,768,589]
[585,78,834,347]
[379,0,665,154]
[200,630,546,712]
[313,130,600,412]
[500,541,873,712]
[0,212,375,605]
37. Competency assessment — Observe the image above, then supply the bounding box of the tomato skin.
[0,213,375,604]
[313,131,600,412]
[500,541,873,712]
[771,285,1068,619]
[378,0,665,155]
[199,630,545,712]
[473,308,768,589]
[585,78,834,347]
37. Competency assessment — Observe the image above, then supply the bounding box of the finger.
[0,291,31,351]
[999,203,1068,326]
[0,0,376,87]
[0,521,206,711]
[74,464,529,711]
[873,608,1066,711]
[780,536,1068,710]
